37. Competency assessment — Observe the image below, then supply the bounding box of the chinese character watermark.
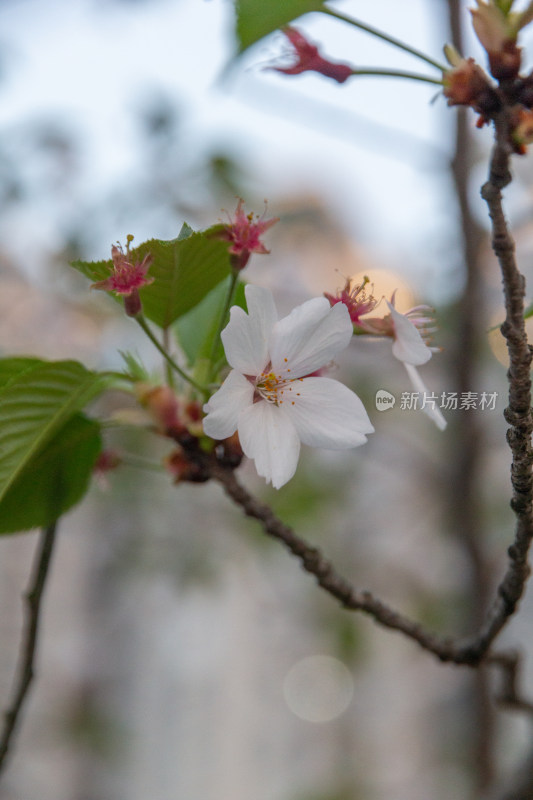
[377,390,499,412]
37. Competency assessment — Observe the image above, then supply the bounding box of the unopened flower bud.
[136,384,182,434]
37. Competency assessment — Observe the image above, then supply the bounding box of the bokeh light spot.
[283,655,354,723]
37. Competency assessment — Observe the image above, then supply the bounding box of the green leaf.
[524,301,533,320]
[0,360,110,508]
[0,357,46,388]
[0,414,102,534]
[235,0,325,53]
[71,223,234,329]
[175,277,246,367]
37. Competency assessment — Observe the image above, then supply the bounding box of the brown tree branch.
[0,522,58,777]
[210,462,473,663]
[474,111,533,648]
[210,451,532,671]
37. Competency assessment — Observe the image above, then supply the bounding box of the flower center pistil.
[255,366,302,406]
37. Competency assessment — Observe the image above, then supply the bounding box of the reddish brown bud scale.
[443,58,492,107]
[487,41,522,82]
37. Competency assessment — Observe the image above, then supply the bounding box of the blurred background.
[1,0,533,798]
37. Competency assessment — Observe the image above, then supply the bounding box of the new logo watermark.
[375,390,396,412]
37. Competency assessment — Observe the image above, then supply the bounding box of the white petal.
[238,401,300,489]
[404,363,447,431]
[270,299,353,379]
[387,302,432,366]
[280,377,374,448]
[202,370,253,439]
[221,285,278,375]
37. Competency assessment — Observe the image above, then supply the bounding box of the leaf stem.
[208,270,239,382]
[349,68,443,85]
[321,6,447,72]
[135,315,208,397]
[162,328,175,389]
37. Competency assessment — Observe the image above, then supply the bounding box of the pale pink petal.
[238,401,300,489]
[221,285,278,375]
[202,370,254,439]
[387,302,432,366]
[280,377,374,448]
[270,299,352,379]
[404,363,447,431]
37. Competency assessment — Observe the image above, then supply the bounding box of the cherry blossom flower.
[217,199,279,271]
[92,241,153,316]
[202,285,374,489]
[271,27,354,84]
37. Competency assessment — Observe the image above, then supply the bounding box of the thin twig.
[0,522,58,776]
